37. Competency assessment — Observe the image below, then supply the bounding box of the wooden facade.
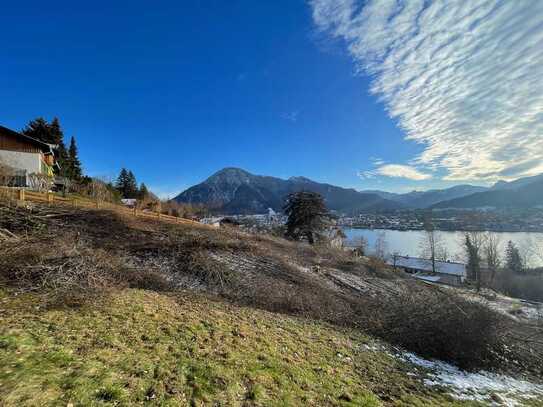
[0,128,43,153]
[0,132,42,153]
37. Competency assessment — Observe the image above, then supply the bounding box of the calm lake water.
[343,228,543,267]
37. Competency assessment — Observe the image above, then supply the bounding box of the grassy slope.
[0,288,476,407]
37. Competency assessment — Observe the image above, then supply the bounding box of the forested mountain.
[365,185,488,208]
[432,176,543,209]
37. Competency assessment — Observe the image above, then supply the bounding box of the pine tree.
[66,136,83,181]
[116,169,139,198]
[22,118,53,143]
[49,118,64,144]
[22,117,69,175]
[505,241,523,274]
[116,168,129,197]
[126,171,138,198]
[50,118,69,171]
[283,191,329,244]
[139,183,149,200]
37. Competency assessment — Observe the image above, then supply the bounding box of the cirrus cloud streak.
[311,0,543,182]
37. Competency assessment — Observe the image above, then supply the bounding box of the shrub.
[0,235,173,306]
[352,284,505,369]
[492,270,543,302]
[0,239,124,306]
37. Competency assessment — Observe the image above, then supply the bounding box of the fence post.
[134,208,138,217]
[47,192,53,204]
[96,200,99,209]
[18,188,25,202]
[157,212,161,220]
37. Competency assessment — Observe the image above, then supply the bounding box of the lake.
[343,228,543,267]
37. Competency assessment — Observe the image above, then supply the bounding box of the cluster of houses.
[0,125,60,188]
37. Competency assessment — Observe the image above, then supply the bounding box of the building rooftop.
[0,125,57,153]
[387,255,466,277]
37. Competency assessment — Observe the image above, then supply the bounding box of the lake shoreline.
[343,226,543,233]
[342,228,543,267]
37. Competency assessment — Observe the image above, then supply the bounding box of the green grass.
[0,289,478,406]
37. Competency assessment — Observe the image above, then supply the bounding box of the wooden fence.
[0,187,210,229]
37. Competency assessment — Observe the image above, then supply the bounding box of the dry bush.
[0,238,124,306]
[492,271,543,302]
[160,200,209,219]
[228,272,352,323]
[0,233,174,307]
[174,251,231,288]
[165,228,254,258]
[352,285,505,369]
[71,178,122,203]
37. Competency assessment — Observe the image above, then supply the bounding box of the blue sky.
[2,1,542,198]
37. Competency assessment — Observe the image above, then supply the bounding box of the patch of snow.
[400,352,543,406]
[414,274,442,282]
[517,303,543,321]
[360,343,382,352]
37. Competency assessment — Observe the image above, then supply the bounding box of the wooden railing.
[0,187,210,229]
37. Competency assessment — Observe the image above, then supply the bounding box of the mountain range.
[174,168,543,214]
[431,174,543,209]
[174,168,403,215]
[364,185,488,208]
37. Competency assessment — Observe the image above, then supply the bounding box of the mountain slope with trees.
[432,176,543,209]
[365,173,543,209]
[364,185,488,208]
[174,168,404,214]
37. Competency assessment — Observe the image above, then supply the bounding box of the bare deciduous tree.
[374,231,388,260]
[523,235,543,268]
[465,231,485,291]
[483,232,501,285]
[419,212,446,273]
[352,235,368,257]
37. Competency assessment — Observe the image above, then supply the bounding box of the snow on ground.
[400,352,543,406]
[360,342,543,405]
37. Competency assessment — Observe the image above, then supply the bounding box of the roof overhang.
[0,125,58,153]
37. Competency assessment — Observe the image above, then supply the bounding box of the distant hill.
[174,168,404,214]
[366,185,488,208]
[490,173,543,191]
[432,175,543,209]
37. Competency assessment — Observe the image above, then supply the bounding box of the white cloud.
[370,156,386,166]
[360,164,432,180]
[311,0,543,182]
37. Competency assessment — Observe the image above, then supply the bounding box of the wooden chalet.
[0,125,58,187]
